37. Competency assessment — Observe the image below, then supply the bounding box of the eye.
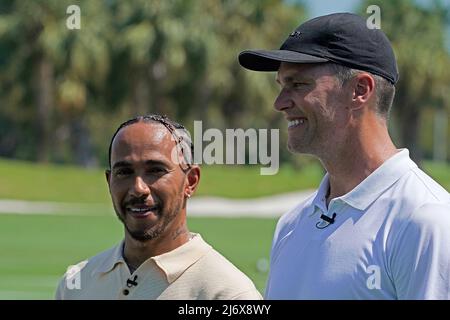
[147,167,168,175]
[114,168,133,177]
[293,82,307,88]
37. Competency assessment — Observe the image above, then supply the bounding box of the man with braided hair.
[56,114,261,300]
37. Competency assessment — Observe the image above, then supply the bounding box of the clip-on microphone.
[315,213,337,229]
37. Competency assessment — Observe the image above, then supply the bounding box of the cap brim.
[238,49,329,71]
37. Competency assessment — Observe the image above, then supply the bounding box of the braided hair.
[108,114,194,171]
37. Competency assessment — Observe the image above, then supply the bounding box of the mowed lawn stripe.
[0,214,276,299]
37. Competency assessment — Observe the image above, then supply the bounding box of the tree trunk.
[433,108,448,162]
[132,68,150,115]
[33,54,54,163]
[150,60,171,115]
[69,114,98,168]
[397,102,423,166]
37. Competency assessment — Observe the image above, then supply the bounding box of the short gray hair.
[326,63,395,119]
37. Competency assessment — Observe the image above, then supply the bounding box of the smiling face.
[106,121,198,243]
[275,62,351,156]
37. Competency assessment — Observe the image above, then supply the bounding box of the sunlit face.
[274,62,350,155]
[106,122,190,242]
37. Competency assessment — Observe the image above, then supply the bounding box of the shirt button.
[123,289,129,295]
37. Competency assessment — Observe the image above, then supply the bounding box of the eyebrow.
[276,74,309,85]
[111,159,170,170]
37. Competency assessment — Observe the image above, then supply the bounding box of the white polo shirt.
[266,149,450,299]
[56,233,262,300]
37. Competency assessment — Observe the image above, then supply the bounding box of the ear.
[351,73,375,108]
[105,169,111,187]
[185,165,200,197]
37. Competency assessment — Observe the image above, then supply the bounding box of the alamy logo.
[365,264,381,290]
[65,265,81,290]
[170,121,280,175]
[366,5,381,30]
[66,5,81,30]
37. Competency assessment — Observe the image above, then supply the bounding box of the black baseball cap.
[238,13,399,84]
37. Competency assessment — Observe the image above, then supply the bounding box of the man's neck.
[123,223,190,271]
[321,126,397,206]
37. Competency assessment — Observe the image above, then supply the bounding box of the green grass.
[0,157,323,202]
[0,158,111,204]
[423,161,450,191]
[1,158,448,202]
[0,214,276,299]
[197,164,323,198]
[0,157,448,300]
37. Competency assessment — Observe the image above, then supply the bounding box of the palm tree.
[0,0,114,165]
[0,0,73,162]
[360,0,450,164]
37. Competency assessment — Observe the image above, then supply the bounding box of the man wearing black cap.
[239,13,450,299]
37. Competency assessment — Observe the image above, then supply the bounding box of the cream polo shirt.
[55,233,262,300]
[266,149,450,299]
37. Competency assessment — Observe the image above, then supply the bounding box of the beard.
[287,119,335,156]
[123,212,175,242]
[114,184,186,242]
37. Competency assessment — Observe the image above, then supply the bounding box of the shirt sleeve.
[390,202,450,299]
[54,276,66,300]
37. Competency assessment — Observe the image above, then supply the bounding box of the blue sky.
[304,0,361,17]
[302,0,450,49]
[304,0,450,17]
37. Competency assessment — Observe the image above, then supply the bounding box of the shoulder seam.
[410,168,445,201]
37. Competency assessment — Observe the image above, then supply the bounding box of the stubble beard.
[287,115,336,157]
[114,191,185,243]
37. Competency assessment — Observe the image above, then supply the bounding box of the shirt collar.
[312,149,417,212]
[93,233,211,284]
[152,233,211,283]
[342,149,416,210]
[309,174,330,218]
[94,241,126,275]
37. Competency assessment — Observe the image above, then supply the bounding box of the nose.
[130,175,150,198]
[273,88,292,112]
